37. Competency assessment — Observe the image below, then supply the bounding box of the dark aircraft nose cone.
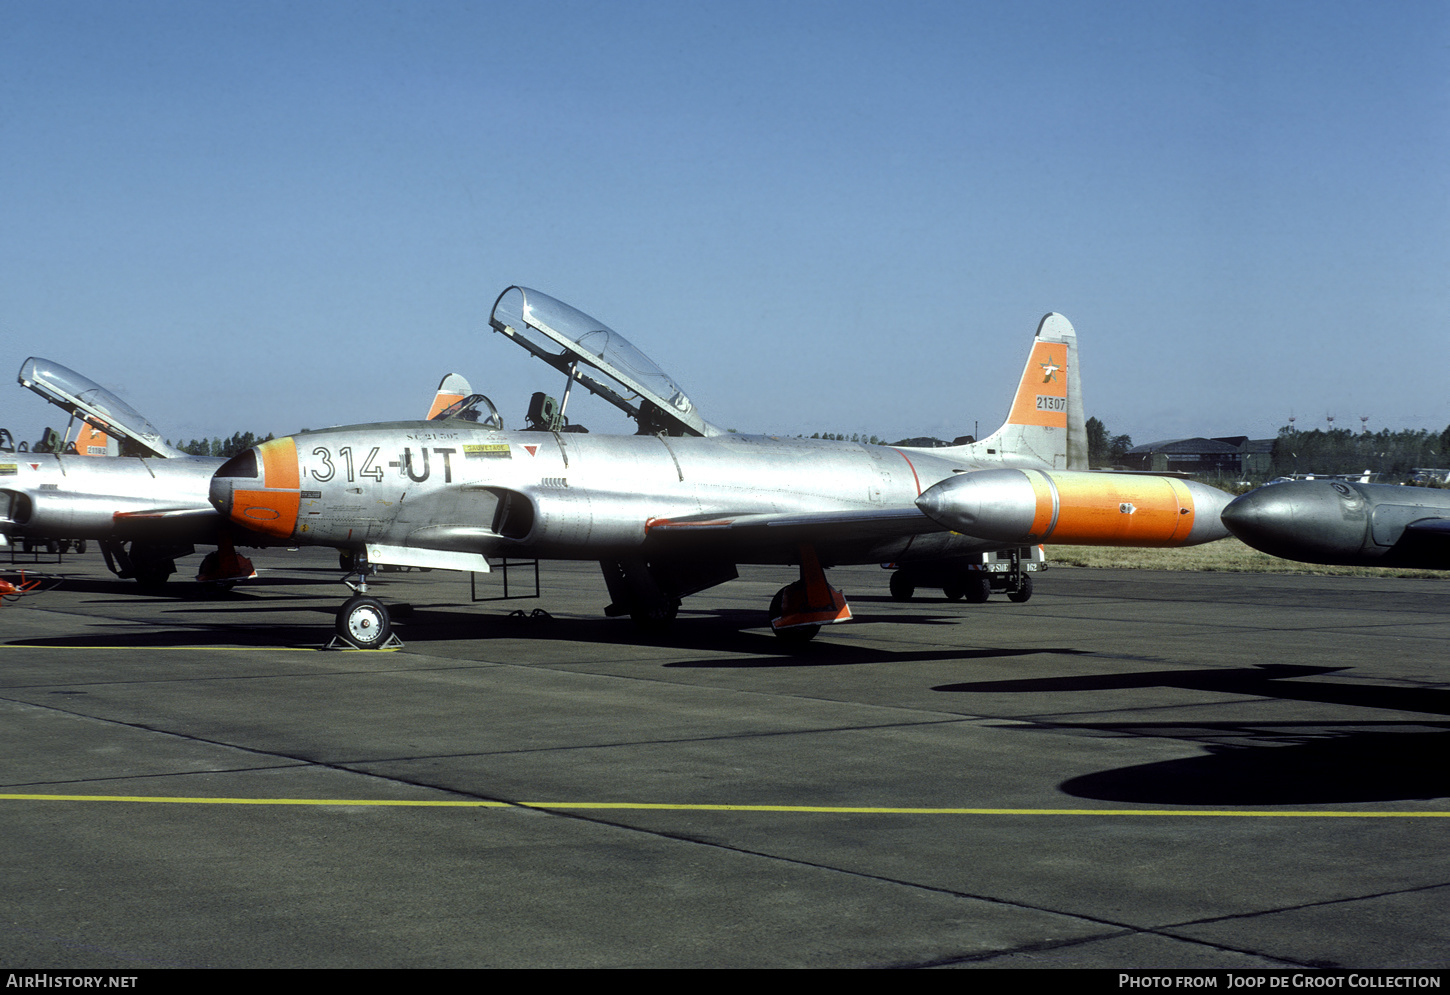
[207,475,232,515]
[1222,482,1364,562]
[1221,486,1296,540]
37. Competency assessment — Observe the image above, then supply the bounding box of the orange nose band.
[231,437,301,539]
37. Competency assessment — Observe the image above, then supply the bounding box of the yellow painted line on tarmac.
[2,645,396,652]
[0,794,1444,817]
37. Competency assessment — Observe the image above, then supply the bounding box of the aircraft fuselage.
[1,452,222,543]
[1222,480,1450,568]
[215,422,1031,566]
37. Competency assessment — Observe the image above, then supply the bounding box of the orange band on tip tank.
[1025,470,1057,538]
[1047,473,1196,546]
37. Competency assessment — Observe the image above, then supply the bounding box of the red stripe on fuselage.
[890,448,922,496]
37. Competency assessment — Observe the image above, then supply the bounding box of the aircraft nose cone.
[1222,482,1361,561]
[1221,486,1295,542]
[207,474,233,515]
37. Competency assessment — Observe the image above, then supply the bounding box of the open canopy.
[488,286,719,437]
[17,357,181,458]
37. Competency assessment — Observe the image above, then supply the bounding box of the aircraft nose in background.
[208,447,259,515]
[1222,482,1361,561]
[1221,486,1295,540]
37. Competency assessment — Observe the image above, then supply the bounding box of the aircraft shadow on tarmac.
[17,576,341,599]
[5,600,1097,666]
[1052,723,1450,805]
[384,604,1081,668]
[935,663,1450,715]
[938,664,1450,804]
[9,624,344,649]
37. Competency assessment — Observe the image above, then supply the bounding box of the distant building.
[1122,437,1273,476]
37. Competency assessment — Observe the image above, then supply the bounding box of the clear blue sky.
[2,0,1446,448]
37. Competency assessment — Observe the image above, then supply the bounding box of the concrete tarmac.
[1,547,1446,969]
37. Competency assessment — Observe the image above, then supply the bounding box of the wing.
[643,505,944,559]
[111,506,223,541]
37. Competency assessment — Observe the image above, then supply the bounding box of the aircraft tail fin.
[74,421,118,457]
[426,373,472,420]
[941,313,1087,470]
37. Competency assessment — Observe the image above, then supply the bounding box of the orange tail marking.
[1005,342,1071,429]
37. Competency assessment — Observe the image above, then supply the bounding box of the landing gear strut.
[195,530,256,589]
[100,540,192,589]
[769,545,852,644]
[328,548,402,649]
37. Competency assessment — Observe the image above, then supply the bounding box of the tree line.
[1269,426,1450,479]
[168,431,275,458]
[1085,417,1133,467]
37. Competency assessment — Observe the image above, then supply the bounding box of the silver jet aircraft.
[1,359,485,586]
[1222,479,1450,568]
[208,287,1232,648]
[0,357,238,585]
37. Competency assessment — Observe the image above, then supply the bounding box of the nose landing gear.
[327,548,403,650]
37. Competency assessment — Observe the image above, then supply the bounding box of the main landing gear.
[888,549,1037,604]
[195,531,257,590]
[100,540,192,589]
[328,548,403,650]
[769,545,852,645]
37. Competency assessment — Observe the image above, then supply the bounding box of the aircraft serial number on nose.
[310,446,456,484]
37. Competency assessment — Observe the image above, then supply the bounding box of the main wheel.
[889,571,916,602]
[774,623,819,644]
[629,601,678,630]
[964,574,992,603]
[336,595,392,649]
[769,587,820,643]
[1007,575,1034,603]
[129,543,177,590]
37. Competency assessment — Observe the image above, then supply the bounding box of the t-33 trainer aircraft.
[0,357,238,586]
[1,358,483,587]
[209,286,1232,647]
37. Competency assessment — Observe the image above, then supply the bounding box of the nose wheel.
[330,594,399,650]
